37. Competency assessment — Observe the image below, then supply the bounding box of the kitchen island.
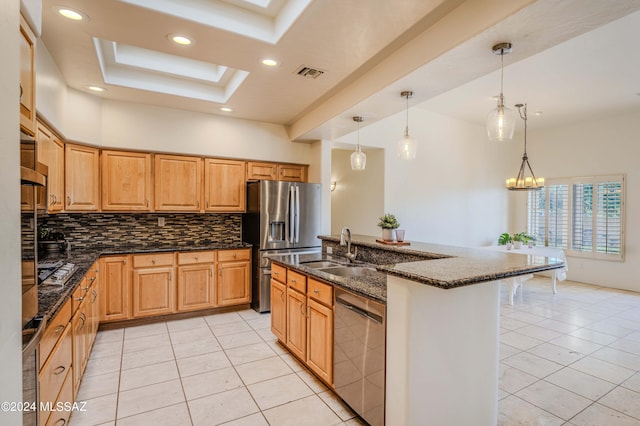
[271,234,565,426]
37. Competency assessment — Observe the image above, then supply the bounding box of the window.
[527,175,625,260]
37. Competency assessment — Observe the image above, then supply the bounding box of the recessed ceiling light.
[57,7,88,21]
[260,58,279,67]
[220,107,233,112]
[168,34,192,45]
[86,85,106,92]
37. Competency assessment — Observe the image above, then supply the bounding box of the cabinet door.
[216,261,251,307]
[270,278,286,342]
[286,288,306,360]
[246,161,277,180]
[277,164,306,182]
[132,267,175,317]
[99,256,131,322]
[307,298,333,385]
[154,154,202,211]
[65,144,100,211]
[177,264,214,311]
[72,305,88,396]
[102,150,152,211]
[39,323,72,423]
[19,15,36,135]
[49,138,65,212]
[204,158,246,212]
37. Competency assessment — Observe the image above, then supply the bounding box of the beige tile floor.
[68,277,640,425]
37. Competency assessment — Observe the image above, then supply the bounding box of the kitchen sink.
[300,260,343,268]
[320,266,378,277]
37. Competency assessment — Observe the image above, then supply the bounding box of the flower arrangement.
[498,232,536,245]
[377,213,400,229]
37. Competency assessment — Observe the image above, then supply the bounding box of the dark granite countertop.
[38,242,252,322]
[320,234,565,290]
[268,253,387,303]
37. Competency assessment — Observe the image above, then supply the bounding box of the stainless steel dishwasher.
[334,288,386,426]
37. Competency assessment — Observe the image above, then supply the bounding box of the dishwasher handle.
[336,296,383,324]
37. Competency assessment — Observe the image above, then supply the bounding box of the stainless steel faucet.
[340,227,357,262]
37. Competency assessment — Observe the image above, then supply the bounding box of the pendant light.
[487,42,516,141]
[350,116,367,171]
[397,91,417,160]
[506,103,544,190]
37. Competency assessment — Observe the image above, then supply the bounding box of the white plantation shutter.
[547,184,569,249]
[526,175,624,260]
[527,190,546,244]
[571,182,593,252]
[595,180,623,256]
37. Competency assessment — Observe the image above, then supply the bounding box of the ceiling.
[40,0,640,142]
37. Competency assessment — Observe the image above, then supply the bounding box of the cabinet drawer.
[39,323,72,410]
[271,263,286,283]
[71,277,89,314]
[218,249,250,262]
[308,278,333,307]
[43,367,73,426]
[178,251,215,265]
[287,270,307,293]
[39,299,71,370]
[133,252,175,268]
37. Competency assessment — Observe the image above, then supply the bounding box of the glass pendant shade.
[350,147,366,170]
[487,100,516,141]
[397,131,417,160]
[350,116,366,171]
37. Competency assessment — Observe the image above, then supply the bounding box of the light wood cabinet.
[99,256,131,322]
[305,279,333,385]
[204,158,246,212]
[271,266,334,386]
[19,14,36,136]
[154,154,202,211]
[278,164,307,182]
[270,278,287,342]
[177,251,215,311]
[39,299,71,370]
[71,299,88,396]
[286,287,307,361]
[132,253,175,317]
[101,150,152,211]
[39,322,72,423]
[216,249,251,307]
[65,144,100,211]
[246,161,277,180]
[44,368,73,426]
[246,161,307,182]
[37,122,65,213]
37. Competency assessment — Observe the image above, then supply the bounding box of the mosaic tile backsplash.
[39,213,242,249]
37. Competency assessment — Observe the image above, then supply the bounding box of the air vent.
[295,65,326,79]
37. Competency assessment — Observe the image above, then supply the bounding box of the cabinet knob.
[314,289,319,294]
[195,257,199,261]
[67,196,71,205]
[54,325,65,334]
[233,253,237,258]
[291,278,296,283]
[273,271,279,276]
[152,259,156,264]
[53,365,66,376]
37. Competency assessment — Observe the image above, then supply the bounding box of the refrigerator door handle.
[289,185,295,243]
[295,185,300,243]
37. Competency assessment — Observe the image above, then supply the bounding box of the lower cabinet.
[216,249,251,307]
[271,265,334,387]
[99,255,131,322]
[270,278,287,342]
[39,321,72,424]
[71,271,99,397]
[177,251,215,311]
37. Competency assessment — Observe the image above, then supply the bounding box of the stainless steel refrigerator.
[243,180,322,312]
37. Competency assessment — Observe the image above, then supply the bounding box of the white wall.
[331,148,385,236]
[309,140,332,235]
[510,110,640,292]
[35,39,66,132]
[1,0,25,423]
[65,88,102,144]
[335,108,512,247]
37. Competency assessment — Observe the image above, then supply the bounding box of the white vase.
[514,241,522,249]
[382,228,395,241]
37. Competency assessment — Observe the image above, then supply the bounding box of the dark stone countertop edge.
[269,254,387,304]
[320,234,566,290]
[38,242,252,322]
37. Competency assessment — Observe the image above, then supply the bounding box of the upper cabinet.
[37,121,64,213]
[204,158,246,212]
[19,15,36,136]
[154,154,203,212]
[101,150,152,211]
[246,161,307,182]
[65,144,100,211]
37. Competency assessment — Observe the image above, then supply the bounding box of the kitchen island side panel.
[386,275,500,426]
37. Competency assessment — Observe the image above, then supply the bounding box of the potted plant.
[498,232,512,246]
[378,213,400,241]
